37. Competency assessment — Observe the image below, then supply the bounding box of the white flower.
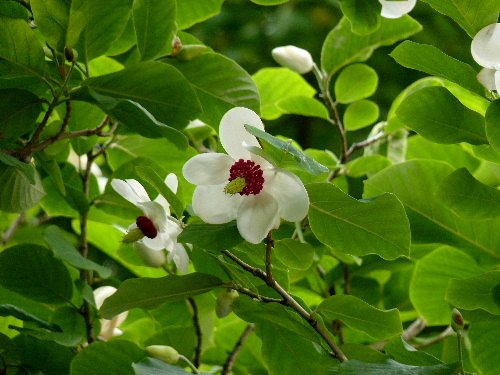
[111,174,190,273]
[271,45,314,74]
[379,0,416,19]
[94,286,127,341]
[182,107,309,244]
[471,23,500,92]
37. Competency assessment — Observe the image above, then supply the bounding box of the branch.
[413,326,454,349]
[187,298,202,369]
[1,213,25,246]
[371,317,427,351]
[345,131,385,159]
[232,286,284,304]
[222,324,255,375]
[265,232,274,284]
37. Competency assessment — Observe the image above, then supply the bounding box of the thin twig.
[265,232,273,284]
[1,213,25,246]
[371,317,427,351]
[232,286,284,304]
[187,298,202,369]
[345,131,385,159]
[222,324,255,375]
[342,263,350,295]
[413,326,454,349]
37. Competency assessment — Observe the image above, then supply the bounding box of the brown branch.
[265,232,274,285]
[222,324,255,375]
[187,298,202,369]
[232,286,284,304]
[345,131,385,159]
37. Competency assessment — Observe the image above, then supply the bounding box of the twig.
[265,232,273,284]
[371,317,427,351]
[232,286,284,304]
[413,326,454,349]
[342,263,350,295]
[222,324,255,375]
[345,131,385,159]
[1,213,25,246]
[187,298,202,369]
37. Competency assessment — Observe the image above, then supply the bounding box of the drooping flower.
[182,107,309,244]
[471,23,500,92]
[378,0,416,19]
[271,45,314,74]
[111,174,190,273]
[94,286,127,340]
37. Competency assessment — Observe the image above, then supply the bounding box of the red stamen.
[136,216,158,238]
[228,159,264,195]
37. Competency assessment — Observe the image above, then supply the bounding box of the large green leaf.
[339,0,380,35]
[133,0,175,61]
[420,0,500,37]
[326,359,460,375]
[274,239,315,271]
[30,0,71,52]
[100,273,224,318]
[410,246,484,325]
[390,41,484,95]
[317,295,402,340]
[0,165,45,213]
[384,337,442,366]
[446,271,500,315]
[70,340,145,375]
[335,63,378,104]
[321,16,421,76]
[343,100,379,131]
[0,244,73,304]
[308,183,410,260]
[177,222,244,251]
[175,0,224,29]
[253,67,316,120]
[436,168,500,220]
[468,317,500,375]
[276,96,329,119]
[133,358,192,375]
[43,225,111,278]
[0,304,59,331]
[66,0,133,62]
[396,86,487,145]
[80,61,201,129]
[485,99,500,154]
[168,52,259,127]
[364,160,500,261]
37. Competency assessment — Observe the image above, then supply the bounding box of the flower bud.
[146,345,180,364]
[175,45,211,61]
[64,46,78,62]
[271,45,314,74]
[216,289,239,318]
[451,308,465,332]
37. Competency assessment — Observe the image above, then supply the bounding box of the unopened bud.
[64,47,78,62]
[271,45,314,74]
[146,345,180,364]
[451,308,465,332]
[171,37,183,56]
[216,289,239,318]
[175,45,211,61]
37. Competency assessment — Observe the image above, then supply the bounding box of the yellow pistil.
[121,227,145,243]
[224,176,247,195]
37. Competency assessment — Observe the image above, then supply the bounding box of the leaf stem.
[222,324,255,375]
[457,330,464,375]
[187,297,202,369]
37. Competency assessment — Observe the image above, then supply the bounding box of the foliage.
[0,0,499,374]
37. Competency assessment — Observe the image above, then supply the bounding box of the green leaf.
[250,0,289,5]
[317,295,402,340]
[274,239,315,271]
[420,0,500,37]
[327,359,460,374]
[0,304,59,331]
[410,246,484,325]
[468,318,500,375]
[135,165,184,218]
[308,183,410,260]
[177,222,244,251]
[390,41,484,95]
[80,61,201,129]
[321,16,421,76]
[340,0,380,35]
[436,168,500,220]
[0,244,73,304]
[346,155,391,178]
[0,153,36,184]
[30,0,71,52]
[70,340,145,375]
[167,52,260,127]
[335,64,379,103]
[176,0,224,29]
[384,337,442,366]
[100,273,224,318]
[446,271,500,315]
[276,96,329,119]
[43,225,112,278]
[244,125,329,175]
[396,86,487,145]
[364,160,500,261]
[0,165,45,213]
[68,101,103,155]
[253,67,316,120]
[133,358,192,375]
[485,99,500,154]
[133,0,175,60]
[343,100,379,131]
[66,0,133,62]
[0,0,29,19]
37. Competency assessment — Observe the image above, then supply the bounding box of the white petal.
[471,23,500,69]
[219,107,264,161]
[168,244,190,274]
[165,173,178,193]
[183,153,234,185]
[133,242,166,267]
[477,68,497,90]
[138,201,167,231]
[271,45,314,74]
[495,70,500,92]
[192,185,241,224]
[236,193,280,244]
[264,169,309,222]
[379,0,416,19]
[93,286,117,309]
[111,179,150,206]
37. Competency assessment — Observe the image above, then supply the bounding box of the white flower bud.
[146,345,180,364]
[271,45,314,74]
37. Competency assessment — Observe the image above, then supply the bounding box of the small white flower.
[379,0,416,19]
[471,23,500,92]
[271,45,314,74]
[111,174,190,273]
[94,286,127,340]
[182,107,309,244]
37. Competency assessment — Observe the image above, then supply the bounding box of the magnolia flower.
[379,0,416,19]
[471,23,500,92]
[111,174,190,273]
[182,107,309,244]
[271,45,314,74]
[94,286,127,340]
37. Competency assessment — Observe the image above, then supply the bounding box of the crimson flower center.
[228,159,265,195]
[136,216,158,238]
